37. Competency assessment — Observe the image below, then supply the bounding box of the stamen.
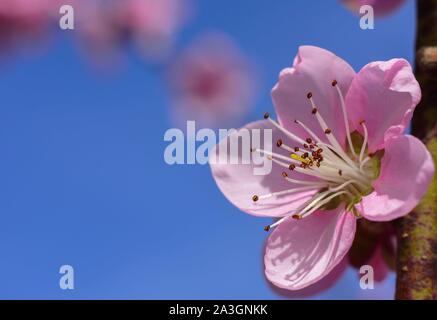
[316,142,358,170]
[297,189,334,214]
[266,197,317,230]
[268,155,296,170]
[253,148,299,164]
[265,187,351,231]
[277,141,296,154]
[306,93,359,170]
[293,119,323,147]
[300,191,348,218]
[360,156,371,170]
[267,117,306,145]
[313,163,370,187]
[284,175,328,187]
[291,153,310,165]
[329,179,362,192]
[255,185,320,201]
[359,120,368,164]
[332,80,357,158]
[254,147,339,183]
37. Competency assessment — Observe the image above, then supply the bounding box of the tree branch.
[395,0,437,300]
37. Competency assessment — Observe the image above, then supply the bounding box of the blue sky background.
[0,0,415,299]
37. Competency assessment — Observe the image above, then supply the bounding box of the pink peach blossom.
[168,33,256,126]
[210,46,434,290]
[342,0,405,17]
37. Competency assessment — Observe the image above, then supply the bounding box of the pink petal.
[264,208,356,290]
[210,120,318,218]
[271,46,356,148]
[266,256,348,298]
[358,134,434,221]
[346,59,421,153]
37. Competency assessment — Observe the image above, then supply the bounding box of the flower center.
[252,80,381,231]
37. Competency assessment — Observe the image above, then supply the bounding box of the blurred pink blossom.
[168,33,257,126]
[75,1,123,68]
[77,0,190,66]
[342,0,405,17]
[0,0,57,52]
[113,0,190,61]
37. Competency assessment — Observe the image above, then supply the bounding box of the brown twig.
[394,0,437,300]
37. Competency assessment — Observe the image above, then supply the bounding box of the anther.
[302,152,309,159]
[324,128,332,134]
[306,138,312,144]
[292,214,302,220]
[252,195,259,202]
[264,225,271,232]
[281,172,288,178]
[276,139,283,147]
[289,164,296,171]
[311,108,318,114]
[359,120,366,125]
[338,170,343,176]
[307,92,313,99]
[303,143,309,149]
[263,112,270,119]
[331,79,338,86]
[294,147,300,152]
